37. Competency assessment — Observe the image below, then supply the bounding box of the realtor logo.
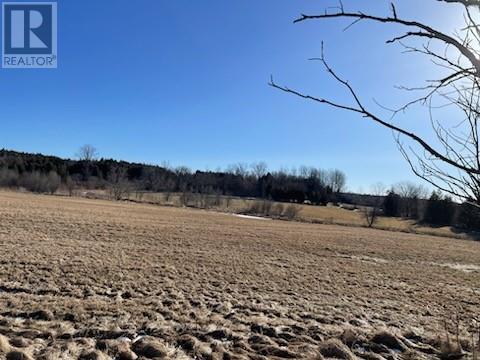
[2,2,57,68]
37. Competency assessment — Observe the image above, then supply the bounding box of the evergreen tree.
[383,191,401,217]
[423,191,455,226]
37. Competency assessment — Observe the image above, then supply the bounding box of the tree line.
[381,184,480,231]
[0,148,347,204]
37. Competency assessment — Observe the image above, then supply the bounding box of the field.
[0,191,479,359]
[120,192,461,239]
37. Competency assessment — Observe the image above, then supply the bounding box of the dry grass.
[116,192,465,239]
[0,191,479,359]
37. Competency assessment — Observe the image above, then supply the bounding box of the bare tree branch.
[438,0,480,7]
[270,51,480,176]
[294,11,480,75]
[274,1,480,205]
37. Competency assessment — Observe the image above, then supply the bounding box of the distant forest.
[0,148,347,204]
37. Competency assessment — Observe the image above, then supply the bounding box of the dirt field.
[0,191,479,359]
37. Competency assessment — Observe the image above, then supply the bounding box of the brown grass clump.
[95,339,132,356]
[132,337,174,358]
[117,351,137,360]
[318,339,356,360]
[78,350,108,360]
[256,345,298,358]
[176,334,213,358]
[29,310,54,321]
[290,344,325,359]
[0,335,11,353]
[370,330,407,351]
[340,329,362,348]
[438,337,464,360]
[176,334,199,351]
[9,338,30,348]
[283,204,301,219]
[207,327,232,340]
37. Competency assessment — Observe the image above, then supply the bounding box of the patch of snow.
[233,214,271,221]
[432,262,480,273]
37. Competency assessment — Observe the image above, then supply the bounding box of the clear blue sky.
[0,0,463,192]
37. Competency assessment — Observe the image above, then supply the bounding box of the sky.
[0,0,466,192]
